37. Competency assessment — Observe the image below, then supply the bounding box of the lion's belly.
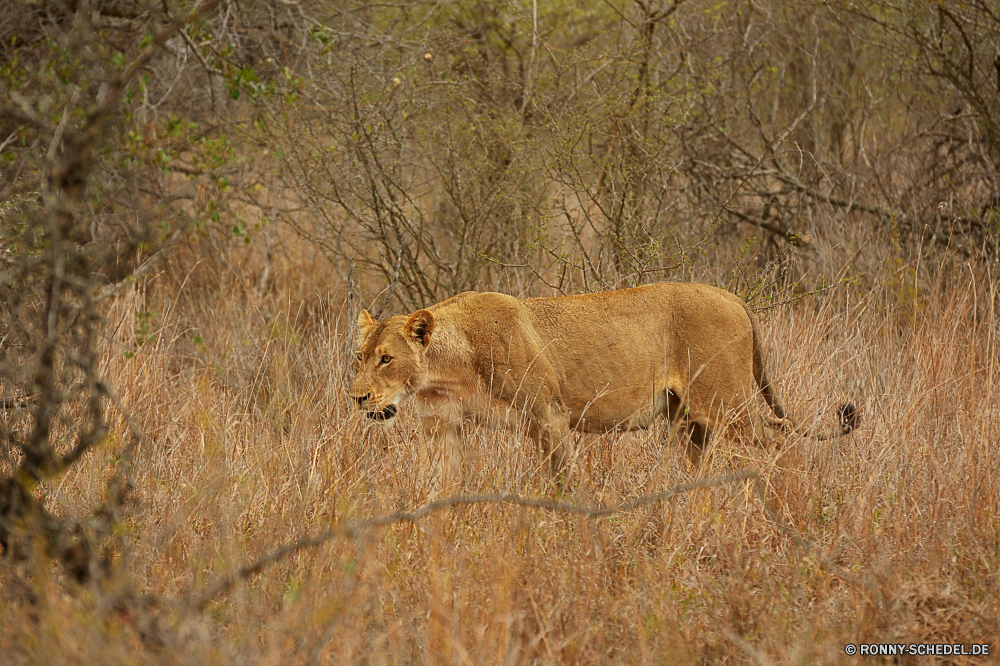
[567,383,671,433]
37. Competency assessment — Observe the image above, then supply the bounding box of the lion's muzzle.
[350,388,400,422]
[366,404,398,421]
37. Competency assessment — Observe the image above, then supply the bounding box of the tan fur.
[348,282,853,472]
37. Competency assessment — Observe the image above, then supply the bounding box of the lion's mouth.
[366,404,398,421]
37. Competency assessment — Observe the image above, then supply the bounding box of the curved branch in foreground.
[192,470,758,611]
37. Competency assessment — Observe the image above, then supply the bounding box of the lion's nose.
[353,392,371,407]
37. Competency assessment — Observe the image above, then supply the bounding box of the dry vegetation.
[1,0,999,663]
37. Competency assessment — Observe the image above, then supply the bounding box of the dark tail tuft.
[839,402,859,434]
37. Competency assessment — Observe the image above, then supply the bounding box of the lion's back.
[422,282,757,431]
[431,283,749,355]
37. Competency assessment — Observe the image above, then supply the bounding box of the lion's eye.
[380,354,392,365]
[355,353,362,363]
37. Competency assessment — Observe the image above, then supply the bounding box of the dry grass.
[1,239,998,665]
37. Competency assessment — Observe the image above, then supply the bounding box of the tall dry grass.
[1,237,998,665]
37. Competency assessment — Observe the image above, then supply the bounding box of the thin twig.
[95,229,182,301]
[754,279,853,312]
[46,86,80,164]
[372,243,403,318]
[751,168,904,221]
[179,27,223,76]
[0,396,32,409]
[0,131,16,154]
[725,206,804,244]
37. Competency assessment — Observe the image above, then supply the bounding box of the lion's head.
[348,308,435,423]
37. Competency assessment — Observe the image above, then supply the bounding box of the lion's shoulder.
[433,291,522,317]
[430,290,479,310]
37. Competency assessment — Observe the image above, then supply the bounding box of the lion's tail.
[745,303,858,440]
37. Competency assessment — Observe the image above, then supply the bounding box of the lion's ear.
[402,309,435,347]
[357,310,377,341]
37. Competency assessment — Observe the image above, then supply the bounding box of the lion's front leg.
[526,402,573,477]
[417,408,463,483]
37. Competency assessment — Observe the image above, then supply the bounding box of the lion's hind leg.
[686,407,772,466]
[724,395,790,456]
[684,420,712,465]
[663,389,713,465]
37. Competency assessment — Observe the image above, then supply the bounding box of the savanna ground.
[2,0,1000,663]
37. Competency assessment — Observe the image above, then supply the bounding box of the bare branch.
[724,207,805,245]
[752,168,905,221]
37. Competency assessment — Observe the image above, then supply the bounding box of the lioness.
[349,283,857,471]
